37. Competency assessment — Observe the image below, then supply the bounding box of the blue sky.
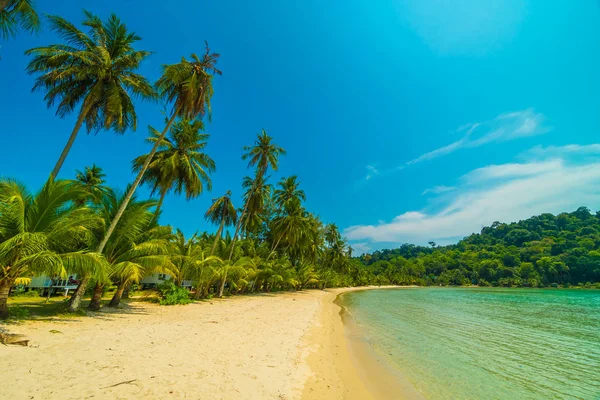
[2,0,600,254]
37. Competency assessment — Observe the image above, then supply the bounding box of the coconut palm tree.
[132,118,216,216]
[269,198,310,257]
[273,176,305,210]
[25,11,156,179]
[204,191,237,255]
[324,223,341,247]
[0,0,39,39]
[240,175,272,237]
[73,164,110,206]
[96,43,221,256]
[228,130,285,261]
[217,257,256,298]
[0,178,102,319]
[87,191,171,310]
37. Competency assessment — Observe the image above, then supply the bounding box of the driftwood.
[0,332,30,346]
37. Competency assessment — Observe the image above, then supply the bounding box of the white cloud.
[407,109,548,166]
[365,165,379,180]
[422,185,455,195]
[348,242,371,256]
[362,109,549,183]
[524,144,600,159]
[346,146,600,247]
[462,160,563,184]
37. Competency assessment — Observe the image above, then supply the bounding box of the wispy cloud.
[365,165,379,180]
[407,109,548,166]
[362,109,549,182]
[422,185,455,196]
[346,144,600,247]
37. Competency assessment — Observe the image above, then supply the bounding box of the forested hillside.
[357,207,600,287]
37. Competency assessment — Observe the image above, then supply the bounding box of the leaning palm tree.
[68,45,222,311]
[204,190,237,255]
[132,118,216,216]
[228,130,285,261]
[73,164,110,206]
[273,175,305,210]
[25,11,156,179]
[0,0,39,39]
[96,43,221,256]
[0,178,103,319]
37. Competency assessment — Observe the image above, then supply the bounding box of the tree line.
[0,7,357,318]
[358,207,600,288]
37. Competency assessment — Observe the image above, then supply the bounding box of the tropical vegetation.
[2,9,598,320]
[359,207,600,288]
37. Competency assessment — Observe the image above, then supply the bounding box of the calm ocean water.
[342,288,600,400]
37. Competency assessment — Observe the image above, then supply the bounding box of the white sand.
[1,287,414,400]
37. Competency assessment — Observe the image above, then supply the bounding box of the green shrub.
[8,306,30,320]
[157,280,191,306]
[12,289,41,298]
[562,282,571,288]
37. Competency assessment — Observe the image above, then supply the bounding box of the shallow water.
[342,288,600,400]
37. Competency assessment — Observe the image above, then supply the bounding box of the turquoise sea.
[342,288,600,400]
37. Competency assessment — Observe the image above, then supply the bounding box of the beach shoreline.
[2,287,418,399]
[302,286,423,400]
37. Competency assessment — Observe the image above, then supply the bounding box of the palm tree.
[133,118,216,216]
[240,175,272,237]
[204,191,237,255]
[324,223,341,247]
[74,164,110,205]
[96,43,221,256]
[273,176,305,209]
[228,130,285,261]
[0,0,39,39]
[0,178,103,318]
[25,11,156,179]
[87,191,171,311]
[269,198,310,257]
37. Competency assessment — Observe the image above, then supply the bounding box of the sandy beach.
[1,287,418,400]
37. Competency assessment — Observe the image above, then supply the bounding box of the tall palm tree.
[0,0,39,39]
[25,11,156,179]
[273,175,305,210]
[74,164,110,205]
[132,118,216,216]
[204,191,237,255]
[96,43,221,256]
[72,46,221,311]
[0,178,102,318]
[228,130,285,261]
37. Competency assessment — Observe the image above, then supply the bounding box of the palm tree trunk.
[51,106,89,180]
[154,190,167,218]
[68,275,89,312]
[268,230,286,260]
[210,217,225,256]
[87,282,104,311]
[0,278,14,319]
[96,109,180,255]
[228,200,249,261]
[108,282,126,307]
[218,269,227,298]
